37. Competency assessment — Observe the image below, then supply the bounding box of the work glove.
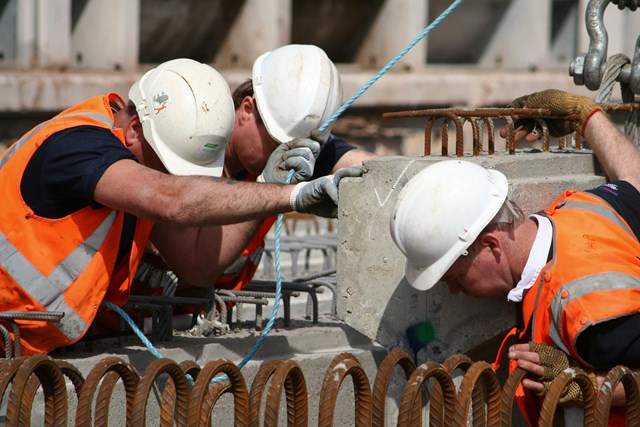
[257,137,321,184]
[529,342,597,407]
[289,165,363,218]
[610,0,638,11]
[509,89,600,137]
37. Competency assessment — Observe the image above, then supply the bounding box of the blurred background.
[1,0,639,154]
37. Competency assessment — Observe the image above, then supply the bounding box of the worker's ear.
[237,96,257,124]
[480,231,502,259]
[123,114,144,148]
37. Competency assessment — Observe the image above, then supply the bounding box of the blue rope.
[103,170,293,384]
[318,0,463,132]
[104,0,463,380]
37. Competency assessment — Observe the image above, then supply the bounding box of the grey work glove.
[529,342,597,407]
[257,133,325,184]
[289,165,363,218]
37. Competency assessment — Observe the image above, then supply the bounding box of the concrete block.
[336,152,606,361]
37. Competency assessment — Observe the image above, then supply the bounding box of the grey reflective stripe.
[0,210,118,340]
[223,246,264,276]
[0,111,113,170]
[549,272,640,352]
[562,200,635,240]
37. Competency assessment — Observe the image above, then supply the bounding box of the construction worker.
[0,58,361,355]
[389,89,640,426]
[129,44,375,297]
[212,44,376,291]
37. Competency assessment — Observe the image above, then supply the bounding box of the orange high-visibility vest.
[0,94,154,354]
[214,216,276,291]
[514,189,640,426]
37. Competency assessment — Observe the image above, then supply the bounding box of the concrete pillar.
[214,0,291,68]
[354,0,427,70]
[337,154,606,361]
[2,0,72,69]
[478,0,552,69]
[71,0,139,71]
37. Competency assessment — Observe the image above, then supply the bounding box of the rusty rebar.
[383,103,640,157]
[318,353,372,427]
[0,352,637,426]
[372,350,416,427]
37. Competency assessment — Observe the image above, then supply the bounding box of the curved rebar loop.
[467,117,483,156]
[131,358,191,427]
[158,360,201,427]
[453,361,502,427]
[188,359,249,427]
[483,118,496,155]
[249,360,282,426]
[0,323,13,358]
[538,368,598,427]
[75,356,139,427]
[6,354,68,427]
[424,117,435,156]
[537,119,551,152]
[0,358,25,414]
[371,350,416,427]
[263,359,308,427]
[428,354,474,427]
[397,361,455,427]
[318,352,372,427]
[22,361,83,427]
[594,366,640,426]
[503,116,517,154]
[499,367,527,427]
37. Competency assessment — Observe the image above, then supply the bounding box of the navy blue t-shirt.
[21,125,138,264]
[312,134,357,178]
[573,180,640,369]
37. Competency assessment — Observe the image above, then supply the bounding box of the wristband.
[580,108,602,136]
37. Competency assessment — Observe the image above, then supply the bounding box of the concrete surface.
[336,151,606,362]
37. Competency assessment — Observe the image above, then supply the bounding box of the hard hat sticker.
[203,143,219,150]
[152,92,169,114]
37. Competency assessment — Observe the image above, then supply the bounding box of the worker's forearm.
[168,176,292,226]
[583,112,640,191]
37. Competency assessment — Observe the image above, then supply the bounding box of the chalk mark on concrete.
[374,160,416,207]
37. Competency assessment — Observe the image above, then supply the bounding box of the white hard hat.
[128,58,235,177]
[252,44,343,143]
[389,160,509,291]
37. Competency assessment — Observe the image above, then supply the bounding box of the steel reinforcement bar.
[382,103,640,157]
[0,350,638,426]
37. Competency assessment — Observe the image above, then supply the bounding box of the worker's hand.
[257,137,321,184]
[507,89,600,137]
[509,342,596,407]
[290,165,363,218]
[610,0,638,11]
[310,128,331,151]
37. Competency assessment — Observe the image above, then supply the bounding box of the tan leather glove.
[529,342,597,407]
[509,89,600,137]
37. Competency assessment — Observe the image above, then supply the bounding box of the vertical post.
[71,0,139,71]
[355,0,428,70]
[214,0,291,68]
[478,0,552,69]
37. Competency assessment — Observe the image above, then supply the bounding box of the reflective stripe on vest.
[0,111,113,169]
[545,196,639,354]
[562,199,635,239]
[0,210,117,339]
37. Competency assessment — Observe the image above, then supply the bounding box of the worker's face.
[233,97,280,176]
[440,237,511,299]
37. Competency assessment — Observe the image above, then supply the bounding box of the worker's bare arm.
[582,112,640,191]
[94,159,292,226]
[331,149,377,173]
[149,220,263,286]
